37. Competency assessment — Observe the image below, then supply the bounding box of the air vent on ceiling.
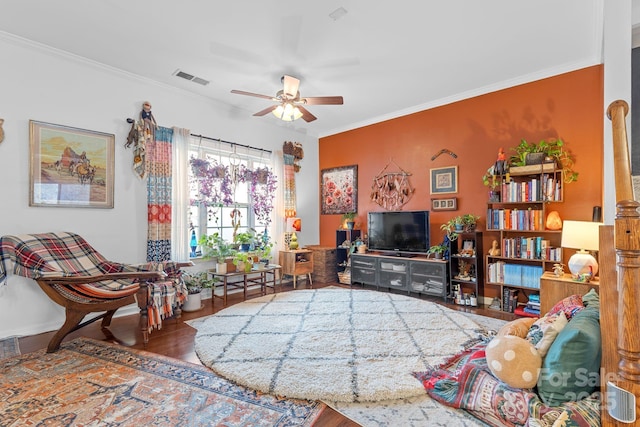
[173,69,210,86]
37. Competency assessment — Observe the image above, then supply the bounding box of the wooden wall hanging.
[370,159,415,210]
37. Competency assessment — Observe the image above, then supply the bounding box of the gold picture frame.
[430,166,458,194]
[29,120,115,208]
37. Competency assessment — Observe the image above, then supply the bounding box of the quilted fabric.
[413,341,601,426]
[547,294,584,320]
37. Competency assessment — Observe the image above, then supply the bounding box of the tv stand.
[351,253,448,299]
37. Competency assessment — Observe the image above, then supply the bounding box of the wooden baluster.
[604,100,640,425]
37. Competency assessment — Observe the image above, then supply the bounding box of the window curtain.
[273,150,287,255]
[283,152,297,218]
[171,127,190,262]
[146,126,173,262]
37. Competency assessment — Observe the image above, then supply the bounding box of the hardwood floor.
[17,281,511,426]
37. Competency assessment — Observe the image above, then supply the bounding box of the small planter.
[183,292,203,312]
[525,152,545,165]
[216,262,227,274]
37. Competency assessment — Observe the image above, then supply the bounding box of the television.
[367,210,430,256]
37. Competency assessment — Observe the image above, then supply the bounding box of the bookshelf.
[484,164,563,314]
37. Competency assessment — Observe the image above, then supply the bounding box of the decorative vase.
[346,221,355,230]
[183,292,203,312]
[289,232,299,250]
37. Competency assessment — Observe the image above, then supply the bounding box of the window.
[188,138,272,258]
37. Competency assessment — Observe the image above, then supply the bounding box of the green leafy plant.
[427,244,447,258]
[198,232,235,263]
[508,138,578,183]
[234,230,255,246]
[440,214,479,240]
[182,271,216,294]
[233,251,256,272]
[341,212,357,221]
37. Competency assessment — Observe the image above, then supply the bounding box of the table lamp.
[560,220,602,278]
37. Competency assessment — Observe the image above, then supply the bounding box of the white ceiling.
[0,1,623,138]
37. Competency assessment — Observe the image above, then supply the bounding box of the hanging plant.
[249,166,277,226]
[189,157,234,209]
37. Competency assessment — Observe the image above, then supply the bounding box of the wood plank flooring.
[17,281,512,426]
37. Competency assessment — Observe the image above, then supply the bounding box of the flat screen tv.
[367,210,430,256]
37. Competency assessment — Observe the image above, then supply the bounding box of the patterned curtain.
[146,126,173,261]
[283,153,297,218]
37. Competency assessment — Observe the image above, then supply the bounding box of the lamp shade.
[286,217,301,232]
[272,103,303,121]
[561,220,602,277]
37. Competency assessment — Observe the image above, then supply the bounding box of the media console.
[350,252,448,299]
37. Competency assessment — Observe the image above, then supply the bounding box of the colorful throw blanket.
[0,232,187,330]
[413,343,601,427]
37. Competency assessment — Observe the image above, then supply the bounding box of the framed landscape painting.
[321,165,358,214]
[29,120,115,208]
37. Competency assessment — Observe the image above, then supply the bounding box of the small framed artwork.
[430,166,458,194]
[431,197,457,211]
[29,120,115,208]
[321,165,358,214]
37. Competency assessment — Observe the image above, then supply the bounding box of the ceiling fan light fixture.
[273,102,303,121]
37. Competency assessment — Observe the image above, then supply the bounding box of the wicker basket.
[337,270,351,285]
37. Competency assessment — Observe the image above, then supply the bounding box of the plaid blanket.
[0,232,187,330]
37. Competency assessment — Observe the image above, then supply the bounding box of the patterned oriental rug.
[194,287,486,403]
[0,338,324,427]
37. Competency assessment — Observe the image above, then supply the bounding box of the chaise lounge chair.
[0,231,191,352]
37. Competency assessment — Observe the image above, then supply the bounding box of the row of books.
[499,237,562,261]
[487,261,544,288]
[502,288,519,313]
[487,208,544,231]
[495,174,562,203]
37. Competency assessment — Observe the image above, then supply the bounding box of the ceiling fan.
[231,75,343,122]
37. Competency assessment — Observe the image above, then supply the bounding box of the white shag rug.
[194,287,487,403]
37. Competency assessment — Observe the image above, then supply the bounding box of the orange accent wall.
[319,66,604,250]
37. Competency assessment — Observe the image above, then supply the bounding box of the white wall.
[0,34,319,338]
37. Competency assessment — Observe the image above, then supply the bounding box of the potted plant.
[199,232,235,273]
[508,138,578,183]
[460,214,480,232]
[182,271,216,312]
[234,230,255,252]
[233,251,255,273]
[427,244,447,259]
[341,212,357,230]
[253,232,274,267]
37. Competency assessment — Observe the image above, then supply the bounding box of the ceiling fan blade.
[297,105,317,122]
[253,105,278,116]
[231,89,275,100]
[302,96,344,105]
[282,75,300,99]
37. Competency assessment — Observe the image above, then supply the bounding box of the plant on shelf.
[441,214,480,240]
[427,244,448,259]
[508,138,578,183]
[233,251,255,273]
[253,230,274,265]
[341,212,357,230]
[199,232,236,263]
[234,230,256,251]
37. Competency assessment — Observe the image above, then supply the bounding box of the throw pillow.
[497,317,538,338]
[547,294,584,320]
[526,312,568,357]
[537,305,601,406]
[582,288,599,309]
[486,335,542,389]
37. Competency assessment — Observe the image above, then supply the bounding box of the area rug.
[0,337,324,426]
[194,287,486,403]
[0,336,20,360]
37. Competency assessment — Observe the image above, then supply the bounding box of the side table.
[279,249,314,289]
